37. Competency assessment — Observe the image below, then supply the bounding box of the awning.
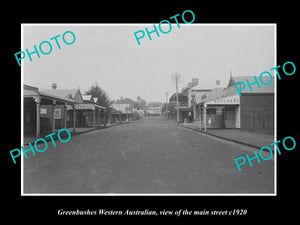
[24,85,75,105]
[204,95,240,106]
[74,103,105,110]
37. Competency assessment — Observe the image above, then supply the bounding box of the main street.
[23,117,274,194]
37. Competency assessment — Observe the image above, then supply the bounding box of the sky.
[22,24,275,102]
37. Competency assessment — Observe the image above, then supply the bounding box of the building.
[109,108,122,124]
[41,84,106,129]
[145,106,162,117]
[38,87,80,130]
[161,103,169,119]
[181,78,218,122]
[24,83,108,138]
[76,94,106,127]
[197,75,274,134]
[24,84,75,138]
[229,76,274,133]
[197,85,239,130]
[168,93,191,122]
[189,82,218,121]
[111,103,133,122]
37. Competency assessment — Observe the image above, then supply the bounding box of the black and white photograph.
[5,5,298,223]
[21,24,275,195]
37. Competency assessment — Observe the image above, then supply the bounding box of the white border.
[21,23,24,195]
[21,23,277,196]
[274,24,277,196]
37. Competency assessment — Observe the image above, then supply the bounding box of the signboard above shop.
[75,103,95,110]
[40,108,47,114]
[54,108,61,119]
[206,95,240,105]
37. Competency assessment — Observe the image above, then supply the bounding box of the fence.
[240,110,274,134]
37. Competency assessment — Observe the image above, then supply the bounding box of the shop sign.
[40,108,47,114]
[207,95,240,105]
[75,103,95,110]
[54,108,61,119]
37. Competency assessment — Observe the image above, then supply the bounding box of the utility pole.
[172,73,181,123]
[175,74,179,123]
[165,91,168,120]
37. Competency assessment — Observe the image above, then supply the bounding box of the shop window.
[216,108,223,115]
[207,108,216,114]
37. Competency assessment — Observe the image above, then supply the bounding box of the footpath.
[177,122,275,150]
[23,122,126,145]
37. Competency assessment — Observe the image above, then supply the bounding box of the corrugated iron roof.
[24,85,75,103]
[191,82,218,91]
[41,88,78,100]
[39,91,75,103]
[228,76,274,93]
[203,87,225,102]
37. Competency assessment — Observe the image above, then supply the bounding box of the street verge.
[23,122,126,146]
[176,123,273,151]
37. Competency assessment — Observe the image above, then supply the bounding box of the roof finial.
[227,70,234,87]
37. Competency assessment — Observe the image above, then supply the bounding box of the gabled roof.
[41,88,84,103]
[191,82,219,91]
[192,90,212,104]
[228,76,274,94]
[223,85,240,97]
[24,85,75,104]
[24,84,39,96]
[199,85,240,104]
[41,89,78,99]
[227,76,249,87]
[203,87,225,102]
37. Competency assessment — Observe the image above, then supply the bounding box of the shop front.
[74,103,106,127]
[198,95,240,131]
[24,85,75,138]
[168,93,192,123]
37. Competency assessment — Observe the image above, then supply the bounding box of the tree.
[114,97,135,105]
[133,102,140,110]
[85,82,113,117]
[136,96,147,110]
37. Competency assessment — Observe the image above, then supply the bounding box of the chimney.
[216,80,221,85]
[52,83,57,90]
[191,78,199,87]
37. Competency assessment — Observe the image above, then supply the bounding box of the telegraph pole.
[175,74,179,123]
[165,91,168,120]
[172,73,181,123]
